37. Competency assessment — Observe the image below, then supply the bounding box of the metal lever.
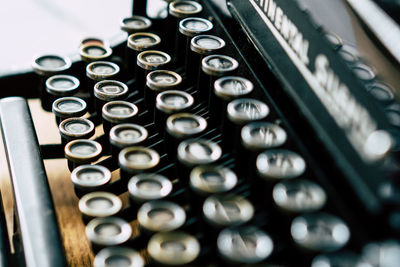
[0,97,66,267]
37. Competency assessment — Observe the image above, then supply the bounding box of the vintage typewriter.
[0,0,400,266]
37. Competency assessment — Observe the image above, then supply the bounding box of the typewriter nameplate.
[229,0,391,162]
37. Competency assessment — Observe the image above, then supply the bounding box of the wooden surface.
[0,99,94,266]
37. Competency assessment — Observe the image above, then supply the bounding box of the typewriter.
[0,0,400,266]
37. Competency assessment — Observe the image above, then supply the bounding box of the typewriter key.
[71,165,111,195]
[45,75,80,111]
[120,15,152,34]
[324,31,343,51]
[273,179,327,214]
[94,246,144,267]
[94,80,128,116]
[190,165,238,196]
[155,90,194,127]
[136,50,171,94]
[257,149,306,182]
[338,44,359,65]
[119,147,160,179]
[367,82,395,105]
[210,76,254,125]
[291,213,350,253]
[137,200,186,233]
[128,173,173,204]
[311,251,365,267]
[102,101,139,136]
[198,54,239,102]
[241,122,287,151]
[87,61,120,99]
[86,217,132,251]
[223,98,269,151]
[165,113,207,159]
[351,63,376,82]
[147,231,201,266]
[145,70,182,114]
[187,34,226,81]
[177,17,213,66]
[32,54,72,111]
[166,1,203,53]
[110,124,148,157]
[362,240,400,267]
[32,54,72,77]
[177,138,222,181]
[52,97,87,125]
[59,117,95,144]
[80,43,112,63]
[127,32,161,77]
[65,139,102,170]
[79,37,108,48]
[217,226,273,264]
[203,194,254,228]
[79,191,122,221]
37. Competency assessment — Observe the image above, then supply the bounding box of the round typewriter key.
[128,173,173,205]
[110,124,148,157]
[46,75,80,97]
[80,43,112,63]
[147,231,200,266]
[145,70,182,114]
[273,179,327,214]
[187,34,226,81]
[210,76,254,126]
[127,32,161,77]
[338,44,359,65]
[119,147,160,179]
[190,165,237,196]
[138,200,186,233]
[165,113,207,159]
[367,82,395,105]
[59,117,95,144]
[324,31,343,51]
[65,139,102,170]
[155,90,194,127]
[312,251,365,267]
[79,191,122,221]
[52,97,87,125]
[79,37,108,48]
[362,240,400,267]
[198,54,239,102]
[71,165,111,195]
[352,63,376,83]
[291,213,350,253]
[136,50,171,95]
[32,54,72,77]
[257,149,306,182]
[177,138,222,181]
[177,17,213,66]
[86,217,132,251]
[241,122,287,151]
[203,194,254,228]
[102,101,139,136]
[165,1,203,54]
[223,98,269,151]
[120,15,152,34]
[94,80,128,116]
[94,246,144,267]
[217,226,273,264]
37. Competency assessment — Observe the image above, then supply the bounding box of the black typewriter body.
[0,0,399,266]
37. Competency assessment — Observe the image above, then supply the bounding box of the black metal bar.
[0,97,66,267]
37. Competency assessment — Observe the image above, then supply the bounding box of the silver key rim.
[46,74,80,96]
[202,54,239,76]
[189,165,237,195]
[102,101,138,124]
[32,54,72,76]
[86,61,120,81]
[179,17,213,37]
[86,217,132,246]
[120,15,152,33]
[166,113,207,139]
[94,246,144,267]
[128,32,161,52]
[128,173,172,203]
[241,121,287,151]
[191,34,226,55]
[52,97,87,118]
[169,1,203,18]
[227,98,269,124]
[214,76,254,101]
[177,138,222,167]
[109,123,148,148]
[71,165,111,188]
[94,80,128,101]
[59,117,95,139]
[79,191,122,218]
